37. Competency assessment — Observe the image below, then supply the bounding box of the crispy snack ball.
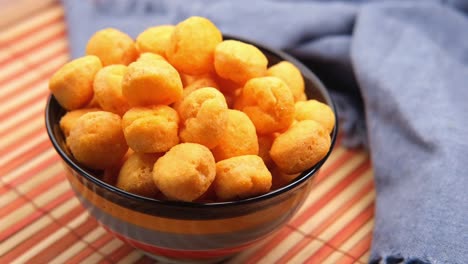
[93,65,130,115]
[153,143,216,202]
[267,61,305,102]
[166,16,222,75]
[295,100,335,134]
[214,40,268,85]
[270,165,301,190]
[270,120,331,174]
[214,155,272,201]
[257,134,275,168]
[86,28,138,66]
[178,87,228,149]
[212,110,258,161]
[137,52,166,63]
[49,56,102,110]
[122,60,183,106]
[122,106,179,153]
[116,152,161,197]
[236,77,295,134]
[59,108,100,137]
[172,75,219,112]
[67,111,128,170]
[135,25,175,56]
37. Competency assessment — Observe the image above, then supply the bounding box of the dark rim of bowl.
[45,34,338,209]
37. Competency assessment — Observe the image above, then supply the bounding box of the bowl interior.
[45,35,338,213]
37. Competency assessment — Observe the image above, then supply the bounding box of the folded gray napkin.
[62,0,468,263]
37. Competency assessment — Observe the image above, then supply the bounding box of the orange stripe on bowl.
[66,166,311,235]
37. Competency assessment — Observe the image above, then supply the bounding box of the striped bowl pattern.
[45,38,338,263]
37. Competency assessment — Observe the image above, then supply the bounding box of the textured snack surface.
[267,61,305,102]
[86,28,138,66]
[153,143,216,202]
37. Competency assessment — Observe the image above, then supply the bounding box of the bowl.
[45,35,338,264]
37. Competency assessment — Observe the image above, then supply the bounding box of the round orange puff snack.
[257,134,276,168]
[59,108,100,137]
[166,16,222,75]
[235,76,295,134]
[116,152,161,197]
[67,111,128,170]
[172,74,219,112]
[86,28,138,66]
[153,143,216,202]
[93,65,130,116]
[214,155,272,201]
[135,25,175,57]
[137,52,166,63]
[267,61,305,102]
[178,87,228,149]
[122,60,183,106]
[270,120,331,174]
[212,109,259,161]
[214,40,268,85]
[49,56,102,110]
[270,165,301,190]
[122,106,179,153]
[295,100,336,134]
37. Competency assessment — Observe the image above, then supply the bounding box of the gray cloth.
[62,1,468,263]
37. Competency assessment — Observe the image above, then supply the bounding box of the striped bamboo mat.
[0,2,374,263]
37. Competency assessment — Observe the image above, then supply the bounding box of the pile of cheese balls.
[49,16,335,202]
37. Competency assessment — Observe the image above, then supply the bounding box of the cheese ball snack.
[294,100,336,134]
[172,75,220,112]
[166,16,222,75]
[93,65,130,115]
[116,152,161,197]
[178,87,228,149]
[270,120,331,174]
[137,52,166,63]
[59,108,100,138]
[212,110,258,161]
[257,134,275,168]
[214,40,268,85]
[49,56,102,110]
[267,61,305,102]
[122,60,183,106]
[67,111,128,170]
[122,106,179,153]
[135,25,175,57]
[270,165,301,190]
[86,28,138,66]
[235,76,295,134]
[214,155,272,201]
[153,143,216,202]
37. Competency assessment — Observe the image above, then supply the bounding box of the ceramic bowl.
[45,35,338,264]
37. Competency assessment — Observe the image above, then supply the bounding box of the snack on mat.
[153,143,216,202]
[67,111,128,170]
[93,65,130,116]
[166,16,222,75]
[116,152,161,197]
[214,155,272,201]
[135,25,175,57]
[122,106,179,153]
[235,76,295,134]
[50,16,335,202]
[270,120,331,174]
[49,55,102,110]
[86,28,138,66]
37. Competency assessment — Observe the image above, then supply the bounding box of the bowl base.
[143,251,235,264]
